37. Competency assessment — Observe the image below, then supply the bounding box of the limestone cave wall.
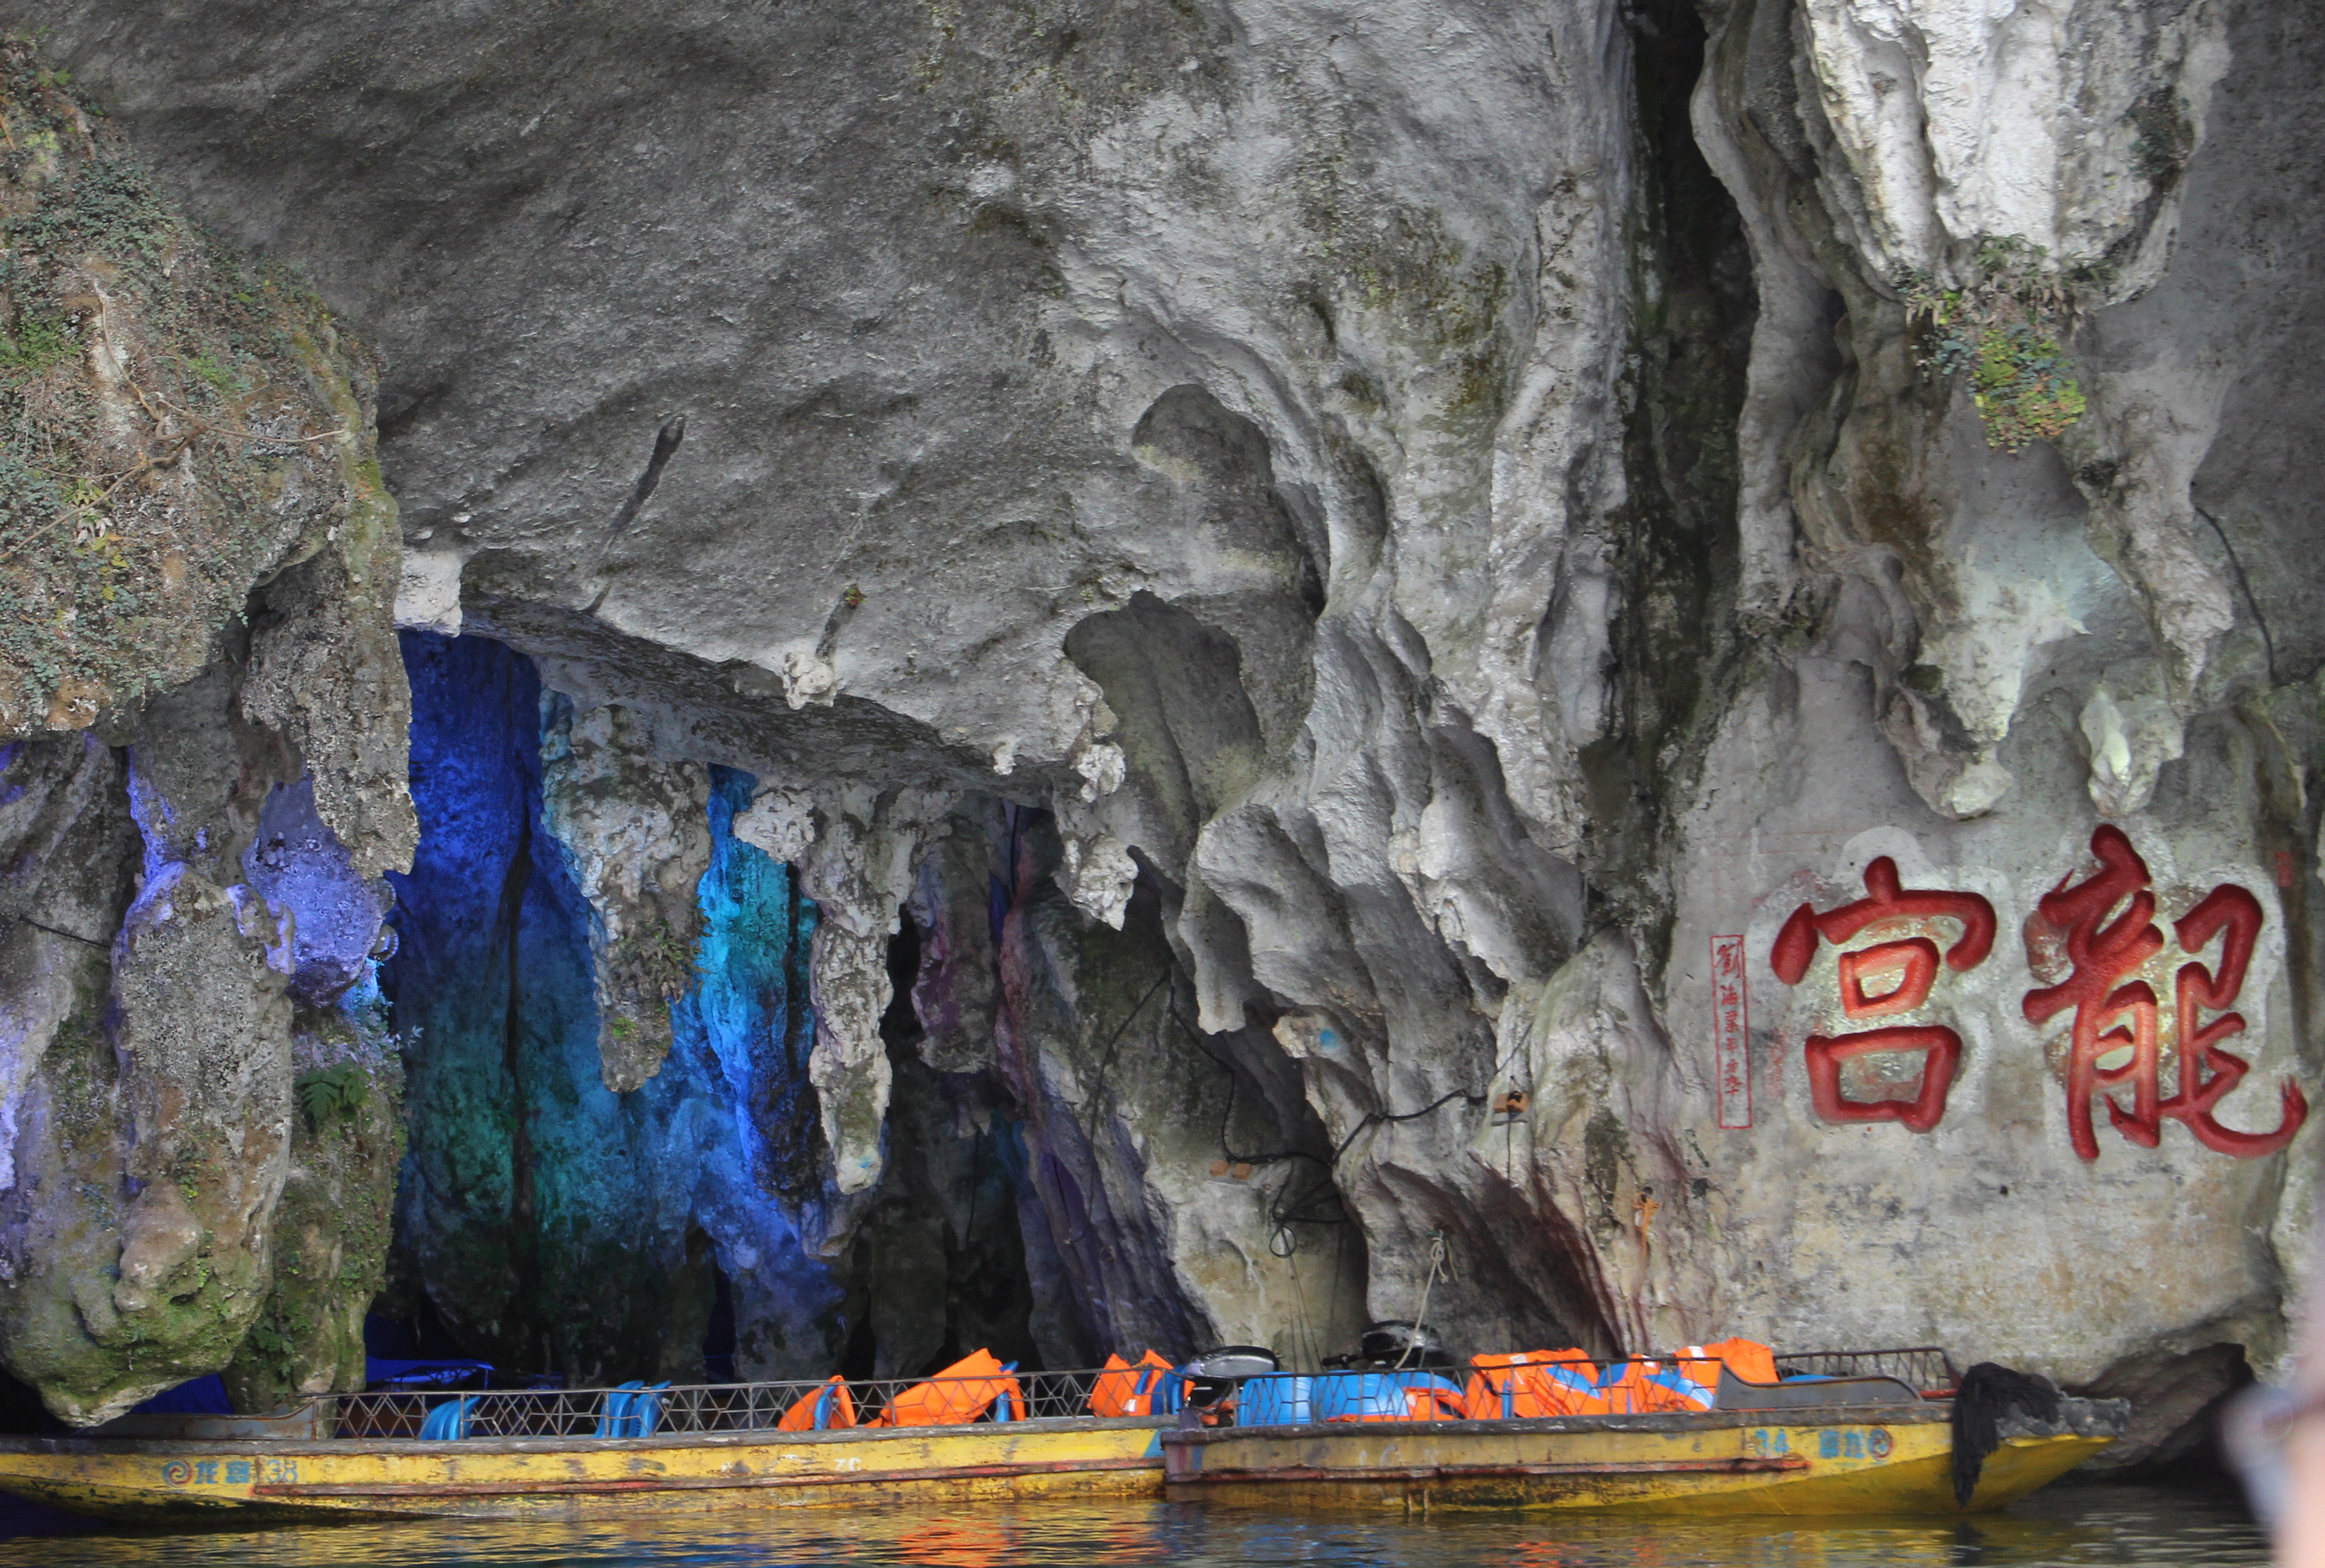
[0,0,2316,1471]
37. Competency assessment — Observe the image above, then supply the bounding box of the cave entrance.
[378,631,1052,1390]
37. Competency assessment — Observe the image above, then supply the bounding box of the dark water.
[0,1486,2267,1567]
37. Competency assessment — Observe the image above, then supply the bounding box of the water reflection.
[0,1487,2264,1567]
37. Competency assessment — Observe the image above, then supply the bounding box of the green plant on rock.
[1967,323,2086,452]
[607,911,700,1003]
[178,351,245,396]
[294,1063,368,1130]
[1896,235,2091,454]
[0,308,73,375]
[238,1302,305,1387]
[226,1032,404,1413]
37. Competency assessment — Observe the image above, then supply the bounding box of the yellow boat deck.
[0,1416,1171,1523]
[1162,1401,2122,1516]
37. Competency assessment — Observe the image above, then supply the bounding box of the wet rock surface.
[0,0,2311,1463]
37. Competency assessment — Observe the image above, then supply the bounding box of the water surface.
[0,1485,2265,1567]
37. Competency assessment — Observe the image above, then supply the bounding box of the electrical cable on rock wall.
[2194,503,2277,685]
[1395,1232,1452,1370]
[1071,969,1172,1139]
[1159,1005,1531,1366]
[1169,1005,1530,1254]
[1042,968,1173,1264]
[1167,1005,1342,1367]
[1276,1223,1321,1374]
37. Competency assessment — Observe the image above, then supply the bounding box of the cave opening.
[371,630,1051,1390]
[699,1238,738,1384]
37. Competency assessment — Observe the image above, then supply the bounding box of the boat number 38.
[1744,1428,1892,1460]
[160,1459,300,1486]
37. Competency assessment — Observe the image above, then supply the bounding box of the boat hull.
[1163,1404,2119,1515]
[0,1416,1171,1523]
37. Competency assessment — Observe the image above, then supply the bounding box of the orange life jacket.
[776,1374,855,1432]
[1463,1350,1608,1418]
[878,1349,1026,1428]
[1089,1350,1177,1417]
[1686,1337,1779,1387]
[1633,1358,1715,1412]
[1659,1337,1780,1408]
[1594,1357,1696,1413]
[1404,1384,1471,1421]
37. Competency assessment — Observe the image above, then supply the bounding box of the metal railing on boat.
[1771,1347,1959,1396]
[1231,1350,1960,1421]
[303,1347,1961,1440]
[313,1367,1132,1441]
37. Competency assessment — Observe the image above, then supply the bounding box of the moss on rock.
[0,38,383,736]
[222,1005,404,1414]
[1899,235,2095,454]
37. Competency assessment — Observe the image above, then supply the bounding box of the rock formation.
[0,41,409,1422]
[0,0,2313,1467]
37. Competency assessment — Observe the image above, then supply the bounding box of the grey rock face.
[1,630,413,1422]
[1640,0,2323,1391]
[5,0,2323,1445]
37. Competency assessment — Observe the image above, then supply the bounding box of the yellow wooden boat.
[1162,1351,2126,1516]
[0,1369,1169,1523]
[0,1348,2124,1524]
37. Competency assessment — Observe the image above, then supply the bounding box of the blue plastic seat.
[596,1380,671,1438]
[631,1381,669,1437]
[1308,1370,1464,1421]
[419,1397,474,1440]
[595,1380,645,1438]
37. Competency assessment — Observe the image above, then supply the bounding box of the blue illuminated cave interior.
[376,631,1044,1385]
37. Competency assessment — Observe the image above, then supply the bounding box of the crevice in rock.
[496,800,543,1378]
[826,898,1044,1378]
[702,1253,737,1384]
[1066,592,1262,879]
[2073,1341,2254,1482]
[602,415,688,549]
[1581,0,1758,954]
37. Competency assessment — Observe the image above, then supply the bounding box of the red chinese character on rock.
[2024,826,2307,1160]
[1772,858,1997,1133]
[1711,934,1751,1129]
[2169,885,2308,1155]
[2020,825,2163,1159]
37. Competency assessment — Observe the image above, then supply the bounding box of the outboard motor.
[1332,1320,1456,1372]
[1183,1346,1279,1411]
